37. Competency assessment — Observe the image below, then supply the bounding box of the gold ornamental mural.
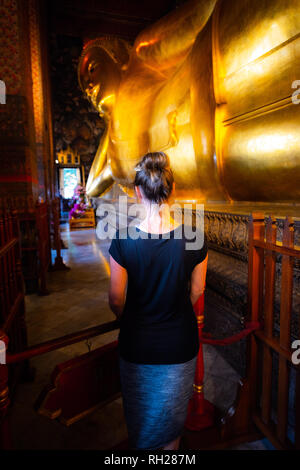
[78,0,300,204]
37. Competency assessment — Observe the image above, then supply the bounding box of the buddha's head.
[78,37,130,117]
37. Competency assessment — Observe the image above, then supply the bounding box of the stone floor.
[8,224,271,450]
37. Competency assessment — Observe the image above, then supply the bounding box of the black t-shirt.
[108,224,207,364]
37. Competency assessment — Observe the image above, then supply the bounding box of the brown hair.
[134,152,174,204]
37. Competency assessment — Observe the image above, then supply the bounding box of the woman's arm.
[109,255,128,320]
[190,254,208,306]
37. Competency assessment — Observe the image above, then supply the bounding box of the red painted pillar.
[185,293,215,431]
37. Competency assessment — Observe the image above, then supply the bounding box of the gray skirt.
[119,355,197,450]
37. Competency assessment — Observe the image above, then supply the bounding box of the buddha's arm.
[86,123,114,197]
[133,0,217,71]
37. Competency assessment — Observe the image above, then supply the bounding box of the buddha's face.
[79,47,121,117]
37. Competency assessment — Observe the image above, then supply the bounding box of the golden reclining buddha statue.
[78,0,300,204]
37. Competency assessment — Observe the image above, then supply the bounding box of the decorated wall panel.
[0,0,22,95]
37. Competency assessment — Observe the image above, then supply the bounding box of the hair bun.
[134,151,173,204]
[143,152,168,172]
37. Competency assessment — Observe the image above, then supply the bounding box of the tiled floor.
[8,225,270,450]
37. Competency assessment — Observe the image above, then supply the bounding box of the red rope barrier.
[199,321,261,346]
[186,293,261,431]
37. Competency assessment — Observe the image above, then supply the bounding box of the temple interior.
[0,0,299,452]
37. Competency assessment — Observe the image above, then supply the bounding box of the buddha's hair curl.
[78,36,131,91]
[134,152,174,204]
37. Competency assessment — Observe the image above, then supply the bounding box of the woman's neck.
[138,200,180,234]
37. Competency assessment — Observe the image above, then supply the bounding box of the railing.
[19,201,51,295]
[248,213,300,450]
[0,210,27,448]
[0,210,27,357]
[0,317,119,448]
[18,197,67,294]
[5,320,119,365]
[0,199,114,448]
[0,200,70,448]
